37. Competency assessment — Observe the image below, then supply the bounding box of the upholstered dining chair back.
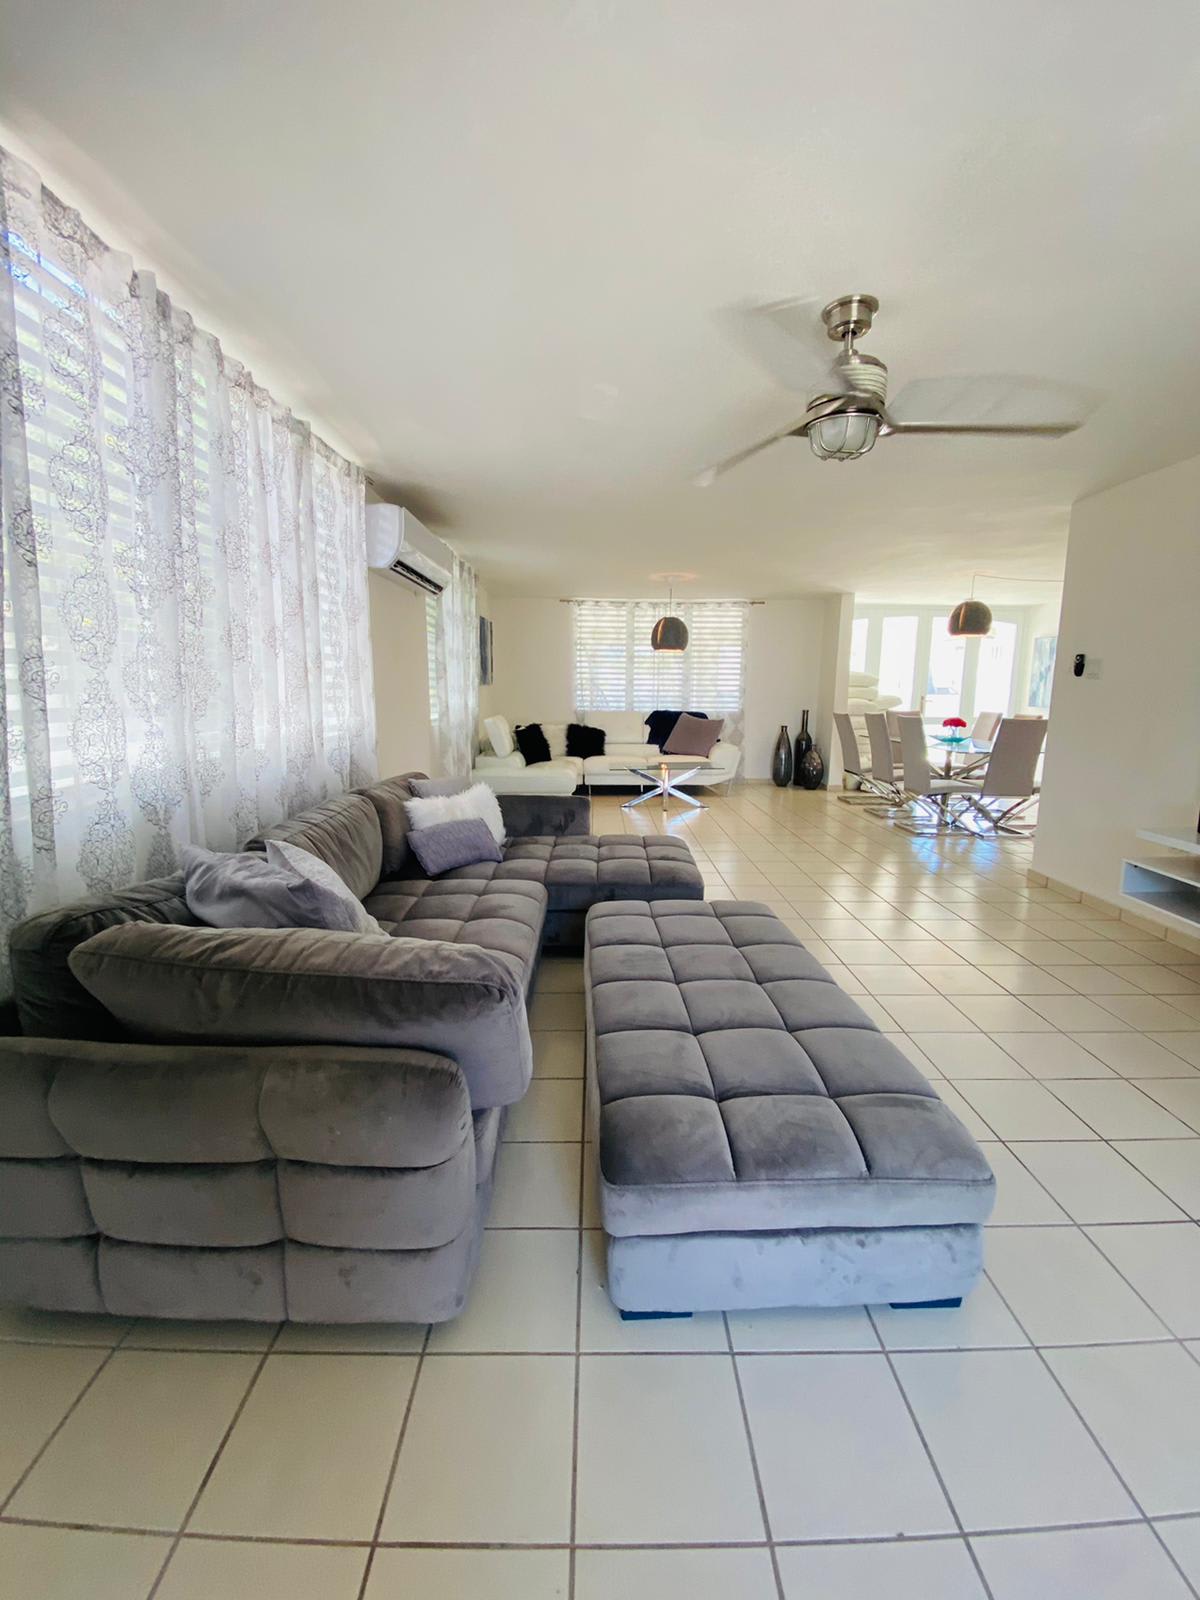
[896,715,935,792]
[865,714,898,785]
[976,717,1046,799]
[834,713,865,778]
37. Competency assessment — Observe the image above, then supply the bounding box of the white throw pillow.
[848,670,880,690]
[541,721,568,758]
[404,780,506,846]
[483,715,514,758]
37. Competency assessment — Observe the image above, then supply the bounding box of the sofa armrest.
[499,793,592,839]
[67,925,532,1109]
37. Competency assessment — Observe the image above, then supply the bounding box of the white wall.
[368,572,433,777]
[743,599,836,779]
[1034,453,1200,906]
[489,599,576,724]
[486,594,850,781]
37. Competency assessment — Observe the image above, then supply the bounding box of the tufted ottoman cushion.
[585,900,996,1313]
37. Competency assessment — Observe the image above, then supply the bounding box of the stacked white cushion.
[847,693,903,713]
[848,671,879,690]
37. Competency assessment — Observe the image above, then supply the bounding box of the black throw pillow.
[645,710,707,750]
[514,722,552,764]
[566,722,606,758]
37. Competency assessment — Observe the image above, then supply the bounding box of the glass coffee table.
[613,761,714,816]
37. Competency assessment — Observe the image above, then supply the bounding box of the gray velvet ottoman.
[584,900,996,1315]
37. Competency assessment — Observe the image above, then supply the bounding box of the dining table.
[929,732,993,780]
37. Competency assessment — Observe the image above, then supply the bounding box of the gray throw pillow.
[409,818,503,876]
[182,842,384,935]
[410,777,471,798]
[663,713,724,757]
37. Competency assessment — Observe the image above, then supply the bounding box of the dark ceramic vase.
[792,709,813,785]
[771,724,793,787]
[799,745,825,790]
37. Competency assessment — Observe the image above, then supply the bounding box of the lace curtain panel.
[0,148,377,994]
[430,554,479,777]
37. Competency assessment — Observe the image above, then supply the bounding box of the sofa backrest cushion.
[581,710,646,746]
[9,877,197,1040]
[68,921,533,1107]
[354,773,428,879]
[244,793,383,901]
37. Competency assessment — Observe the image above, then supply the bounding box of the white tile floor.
[3,785,1200,1598]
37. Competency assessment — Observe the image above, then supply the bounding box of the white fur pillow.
[404,780,506,846]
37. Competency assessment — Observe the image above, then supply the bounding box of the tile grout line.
[352,1320,432,1600]
[981,1269,1200,1600]
[723,1314,786,1600]
[865,1306,999,1600]
[566,1019,589,1600]
[143,1322,284,1600]
[0,1316,136,1519]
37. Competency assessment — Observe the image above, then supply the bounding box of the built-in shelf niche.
[1120,828,1200,931]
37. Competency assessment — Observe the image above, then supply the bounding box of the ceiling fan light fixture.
[650,613,689,653]
[808,410,880,461]
[948,599,994,637]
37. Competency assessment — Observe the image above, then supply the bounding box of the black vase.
[771,724,793,787]
[792,709,813,785]
[799,745,825,790]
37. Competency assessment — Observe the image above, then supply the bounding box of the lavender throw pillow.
[409,817,503,876]
[663,713,724,757]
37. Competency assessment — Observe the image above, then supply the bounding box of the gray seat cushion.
[371,834,701,917]
[586,900,996,1238]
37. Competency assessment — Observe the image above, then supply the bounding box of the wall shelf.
[1135,826,1200,857]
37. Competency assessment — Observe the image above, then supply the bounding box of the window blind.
[572,600,748,736]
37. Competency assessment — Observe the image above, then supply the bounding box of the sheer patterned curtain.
[0,148,376,993]
[429,554,479,777]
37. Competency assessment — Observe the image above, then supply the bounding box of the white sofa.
[471,711,742,797]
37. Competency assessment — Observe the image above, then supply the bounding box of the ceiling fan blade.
[715,297,838,394]
[694,419,808,486]
[887,374,1098,431]
[883,418,1080,438]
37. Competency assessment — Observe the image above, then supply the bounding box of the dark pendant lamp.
[948,576,993,638]
[651,582,688,653]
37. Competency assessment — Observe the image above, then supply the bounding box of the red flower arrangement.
[942,716,967,729]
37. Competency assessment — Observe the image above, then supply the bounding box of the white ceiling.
[3,0,1199,601]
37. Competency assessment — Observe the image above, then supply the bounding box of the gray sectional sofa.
[0,775,703,1324]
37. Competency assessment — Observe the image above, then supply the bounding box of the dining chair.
[971,711,1001,743]
[892,715,982,834]
[960,717,1047,835]
[863,713,906,807]
[834,712,900,804]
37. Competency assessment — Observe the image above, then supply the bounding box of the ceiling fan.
[696,293,1093,484]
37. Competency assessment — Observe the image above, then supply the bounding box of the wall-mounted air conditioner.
[366,504,454,596]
